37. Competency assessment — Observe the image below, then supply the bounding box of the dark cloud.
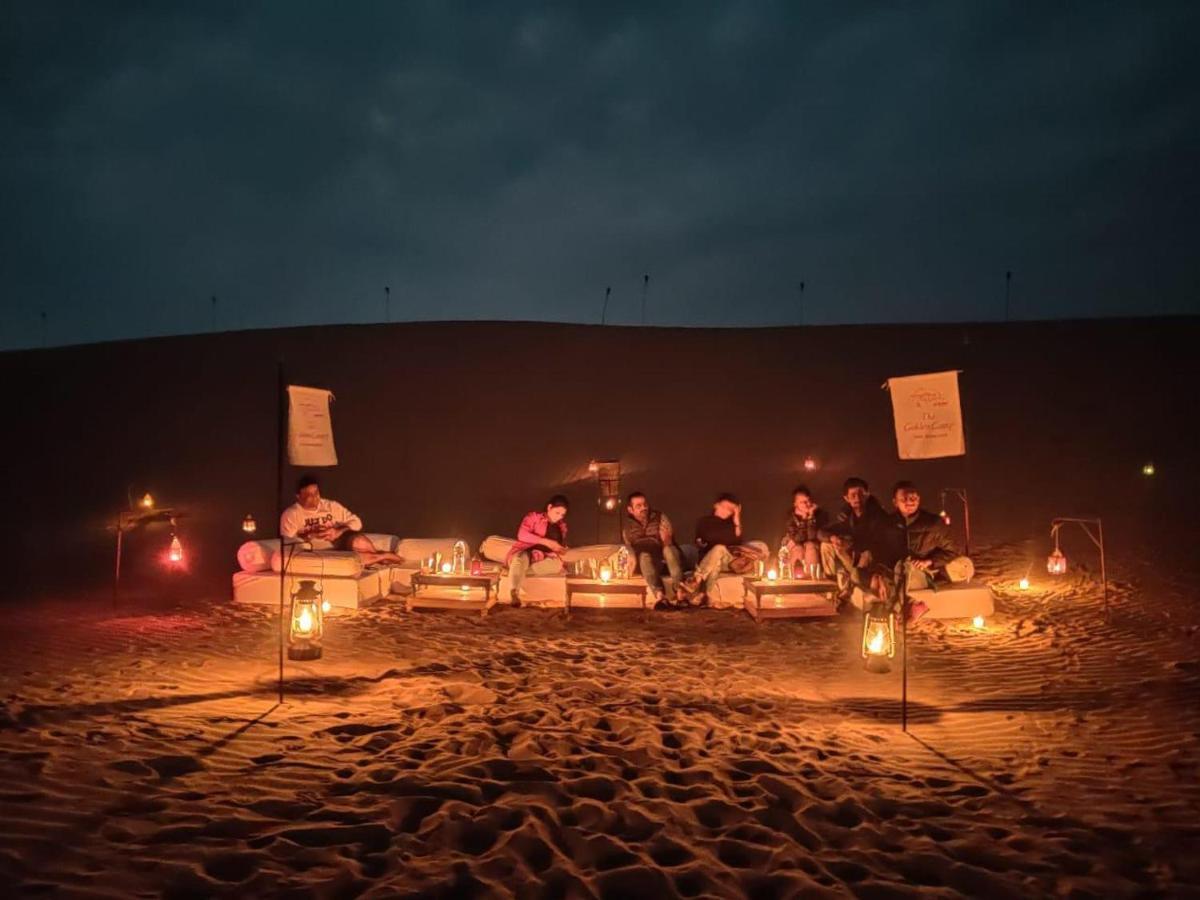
[2,1,1198,349]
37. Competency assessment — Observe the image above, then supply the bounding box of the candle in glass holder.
[766,568,778,582]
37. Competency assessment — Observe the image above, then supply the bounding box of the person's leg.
[528,557,564,577]
[348,533,404,565]
[508,551,532,603]
[663,544,685,584]
[679,543,699,573]
[637,551,664,595]
[700,545,732,597]
[801,540,820,574]
[820,541,839,578]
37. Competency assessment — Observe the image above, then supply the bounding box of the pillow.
[480,535,516,564]
[237,538,310,572]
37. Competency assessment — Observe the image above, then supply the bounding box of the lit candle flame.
[867,629,885,655]
[972,615,985,629]
[297,608,313,634]
[168,535,183,563]
[766,569,778,582]
[1019,577,1029,590]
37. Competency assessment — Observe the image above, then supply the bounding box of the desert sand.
[1,540,1197,898]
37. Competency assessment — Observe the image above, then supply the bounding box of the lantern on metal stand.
[242,514,257,534]
[861,597,896,673]
[287,579,324,661]
[1048,517,1107,619]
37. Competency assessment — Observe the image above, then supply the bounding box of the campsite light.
[1047,548,1067,575]
[321,599,332,614]
[1142,462,1155,477]
[242,514,257,534]
[766,568,778,582]
[140,492,155,509]
[1019,577,1030,590]
[287,580,324,661]
[599,563,613,584]
[972,615,985,629]
[167,518,184,565]
[939,509,951,525]
[803,455,818,472]
[440,561,453,574]
[603,496,618,511]
[862,599,896,673]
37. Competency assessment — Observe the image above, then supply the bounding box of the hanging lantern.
[939,509,951,525]
[287,580,324,661]
[862,599,896,673]
[803,456,817,472]
[1019,577,1030,590]
[452,540,468,574]
[1047,548,1067,575]
[242,514,257,534]
[602,496,618,511]
[599,563,613,584]
[140,492,155,509]
[168,532,184,565]
[1142,462,1155,477]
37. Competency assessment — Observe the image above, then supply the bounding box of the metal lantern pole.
[1049,517,1108,621]
[277,362,286,704]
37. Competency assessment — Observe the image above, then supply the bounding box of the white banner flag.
[886,371,965,460]
[287,385,338,466]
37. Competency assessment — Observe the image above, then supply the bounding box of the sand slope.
[1,543,1198,898]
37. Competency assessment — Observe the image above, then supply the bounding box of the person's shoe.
[653,595,672,611]
[694,593,710,609]
[907,600,928,623]
[510,590,522,608]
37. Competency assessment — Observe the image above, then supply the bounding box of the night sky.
[3,2,1197,350]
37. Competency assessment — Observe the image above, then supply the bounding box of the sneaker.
[510,590,522,608]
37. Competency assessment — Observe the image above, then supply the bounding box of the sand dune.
[1,542,1197,898]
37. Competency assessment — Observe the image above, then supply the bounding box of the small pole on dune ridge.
[276,361,286,704]
[211,295,218,332]
[601,286,611,325]
[798,281,805,325]
[384,286,390,323]
[1004,270,1012,322]
[640,274,649,325]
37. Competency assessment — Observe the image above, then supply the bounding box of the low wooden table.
[742,577,839,622]
[409,572,500,617]
[564,577,649,620]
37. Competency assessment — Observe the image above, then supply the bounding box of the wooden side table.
[564,578,649,620]
[741,577,839,623]
[409,572,500,617]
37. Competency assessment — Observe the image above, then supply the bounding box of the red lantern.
[1047,548,1067,575]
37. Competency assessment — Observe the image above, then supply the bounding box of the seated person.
[279,474,404,566]
[621,491,686,608]
[678,493,768,606]
[875,480,974,617]
[821,476,889,592]
[507,495,570,607]
[783,485,829,576]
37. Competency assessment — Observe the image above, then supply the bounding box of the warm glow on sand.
[1019,577,1030,590]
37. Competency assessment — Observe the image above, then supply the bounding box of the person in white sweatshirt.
[279,474,404,566]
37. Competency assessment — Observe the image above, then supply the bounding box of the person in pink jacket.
[507,495,570,606]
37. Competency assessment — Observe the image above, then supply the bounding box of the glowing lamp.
[168,534,184,564]
[440,561,453,574]
[766,568,778,582]
[939,509,951,525]
[862,599,895,673]
[603,496,618,511]
[803,455,817,472]
[1047,548,1067,575]
[599,564,612,584]
[972,615,985,629]
[1019,577,1030,590]
[242,514,257,534]
[140,492,155,509]
[287,579,324,661]
[1142,462,1155,477]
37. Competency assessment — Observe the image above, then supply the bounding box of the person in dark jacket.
[621,491,685,607]
[821,477,888,598]
[875,481,975,615]
[783,486,829,576]
[678,493,768,606]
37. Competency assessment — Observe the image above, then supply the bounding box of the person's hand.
[831,535,850,552]
[912,559,933,571]
[857,550,873,567]
[543,539,565,554]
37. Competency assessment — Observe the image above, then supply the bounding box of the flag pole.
[277,361,286,704]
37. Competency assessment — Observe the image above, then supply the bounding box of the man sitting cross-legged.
[621,491,687,609]
[677,493,768,607]
[821,476,889,599]
[874,480,974,620]
[279,474,405,566]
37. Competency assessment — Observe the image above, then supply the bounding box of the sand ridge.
[0,543,1197,898]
